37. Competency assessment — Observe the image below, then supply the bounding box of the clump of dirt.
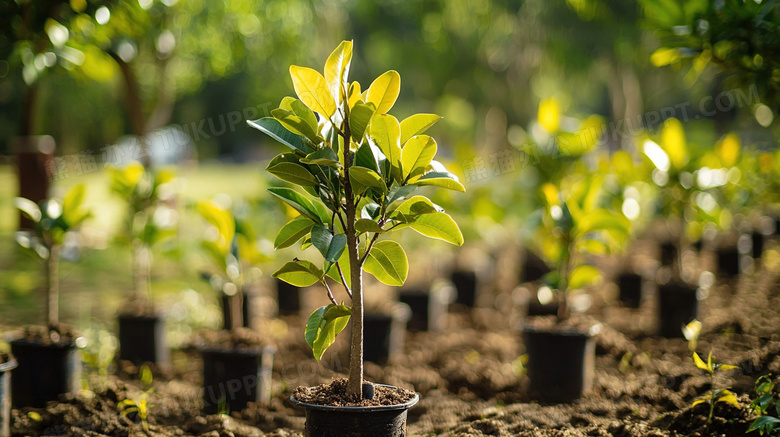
[292,378,416,407]
[14,324,81,346]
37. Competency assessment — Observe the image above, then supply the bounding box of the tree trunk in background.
[109,53,151,167]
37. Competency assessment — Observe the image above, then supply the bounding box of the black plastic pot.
[524,286,559,317]
[659,242,677,267]
[276,279,302,315]
[290,385,419,437]
[10,339,80,408]
[398,288,448,332]
[221,291,254,329]
[522,324,600,402]
[751,231,765,260]
[0,358,17,437]
[520,249,551,283]
[362,309,409,364]
[201,346,275,414]
[451,270,478,307]
[716,246,741,278]
[617,272,643,308]
[118,313,170,365]
[657,282,700,338]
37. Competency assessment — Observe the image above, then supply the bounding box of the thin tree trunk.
[45,245,60,328]
[343,133,364,398]
[108,52,151,167]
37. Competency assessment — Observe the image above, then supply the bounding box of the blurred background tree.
[0,0,777,160]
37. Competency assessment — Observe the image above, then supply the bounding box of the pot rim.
[0,358,17,372]
[290,384,419,412]
[9,337,81,349]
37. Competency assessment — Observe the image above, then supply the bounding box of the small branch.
[335,262,352,298]
[323,279,338,305]
[359,232,382,267]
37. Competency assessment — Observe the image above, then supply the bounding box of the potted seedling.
[109,162,178,365]
[642,120,736,336]
[599,150,658,308]
[522,173,629,402]
[196,199,275,413]
[248,40,464,435]
[11,185,91,407]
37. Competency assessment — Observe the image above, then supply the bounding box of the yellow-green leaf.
[412,171,466,192]
[267,162,319,187]
[567,265,601,289]
[400,114,441,146]
[355,219,384,234]
[716,133,740,167]
[408,212,464,246]
[661,118,688,170]
[538,98,560,133]
[716,391,740,408]
[324,40,353,102]
[349,166,387,194]
[693,352,710,372]
[364,240,408,286]
[366,70,401,115]
[274,216,315,249]
[369,114,402,180]
[401,135,437,180]
[289,65,336,118]
[272,260,323,287]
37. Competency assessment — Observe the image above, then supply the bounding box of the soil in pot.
[291,378,418,437]
[450,269,479,308]
[616,272,643,308]
[0,354,17,437]
[118,310,169,365]
[276,279,302,315]
[521,317,600,403]
[198,328,274,414]
[398,286,449,332]
[9,326,81,408]
[657,281,701,338]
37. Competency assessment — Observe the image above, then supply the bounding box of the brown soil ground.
[8,243,780,436]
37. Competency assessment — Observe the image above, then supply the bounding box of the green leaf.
[271,108,320,142]
[301,147,340,166]
[574,210,630,238]
[272,260,323,287]
[355,142,379,173]
[324,40,353,102]
[366,70,401,115]
[267,187,322,224]
[387,185,417,204]
[363,240,408,286]
[274,216,315,249]
[412,171,466,192]
[349,101,375,142]
[14,197,42,223]
[289,65,336,118]
[567,265,600,289]
[388,195,441,220]
[401,135,437,180]
[248,118,314,154]
[369,114,402,181]
[355,219,384,234]
[349,166,387,194]
[325,248,351,288]
[289,99,319,132]
[306,304,351,361]
[400,114,441,146]
[408,212,464,246]
[311,224,347,263]
[748,416,780,434]
[267,162,319,187]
